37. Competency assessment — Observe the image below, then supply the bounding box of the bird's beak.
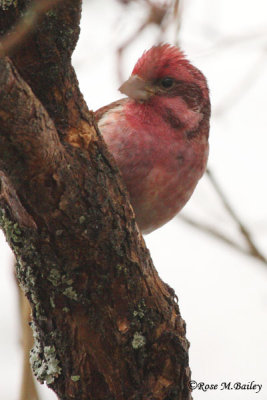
[119,75,154,101]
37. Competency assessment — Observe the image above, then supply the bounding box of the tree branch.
[179,215,254,258]
[0,1,192,399]
[0,57,63,180]
[180,169,267,267]
[206,169,267,264]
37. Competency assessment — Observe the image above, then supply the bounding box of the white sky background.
[1,0,267,399]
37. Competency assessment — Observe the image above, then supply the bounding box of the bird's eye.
[160,77,174,89]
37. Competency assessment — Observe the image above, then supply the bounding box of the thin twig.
[173,0,183,47]
[117,19,149,82]
[179,169,267,266]
[116,0,170,82]
[206,169,267,264]
[0,0,64,57]
[179,214,252,258]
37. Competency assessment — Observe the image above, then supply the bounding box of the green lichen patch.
[62,275,73,285]
[63,286,78,301]
[71,375,80,382]
[43,346,62,384]
[50,296,55,309]
[132,331,146,349]
[133,299,146,320]
[116,264,128,276]
[30,322,62,384]
[0,210,23,246]
[46,9,57,18]
[48,268,61,287]
[0,0,17,10]
[79,215,86,224]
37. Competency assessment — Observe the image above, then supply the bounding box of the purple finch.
[96,44,210,233]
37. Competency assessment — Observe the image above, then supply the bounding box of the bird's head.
[119,44,209,112]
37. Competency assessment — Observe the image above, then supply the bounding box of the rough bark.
[0,1,192,399]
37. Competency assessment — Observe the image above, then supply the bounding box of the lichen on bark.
[0,1,192,399]
[0,0,17,10]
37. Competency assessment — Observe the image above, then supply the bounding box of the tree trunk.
[0,1,192,399]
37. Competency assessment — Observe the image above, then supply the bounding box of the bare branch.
[116,0,170,82]
[205,169,267,264]
[179,214,249,254]
[0,57,63,179]
[179,169,267,266]
[173,0,183,46]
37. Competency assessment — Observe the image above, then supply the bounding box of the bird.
[95,44,210,234]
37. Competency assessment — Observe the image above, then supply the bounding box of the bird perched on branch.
[95,44,210,234]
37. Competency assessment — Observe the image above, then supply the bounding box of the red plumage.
[134,45,187,77]
[95,44,210,233]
